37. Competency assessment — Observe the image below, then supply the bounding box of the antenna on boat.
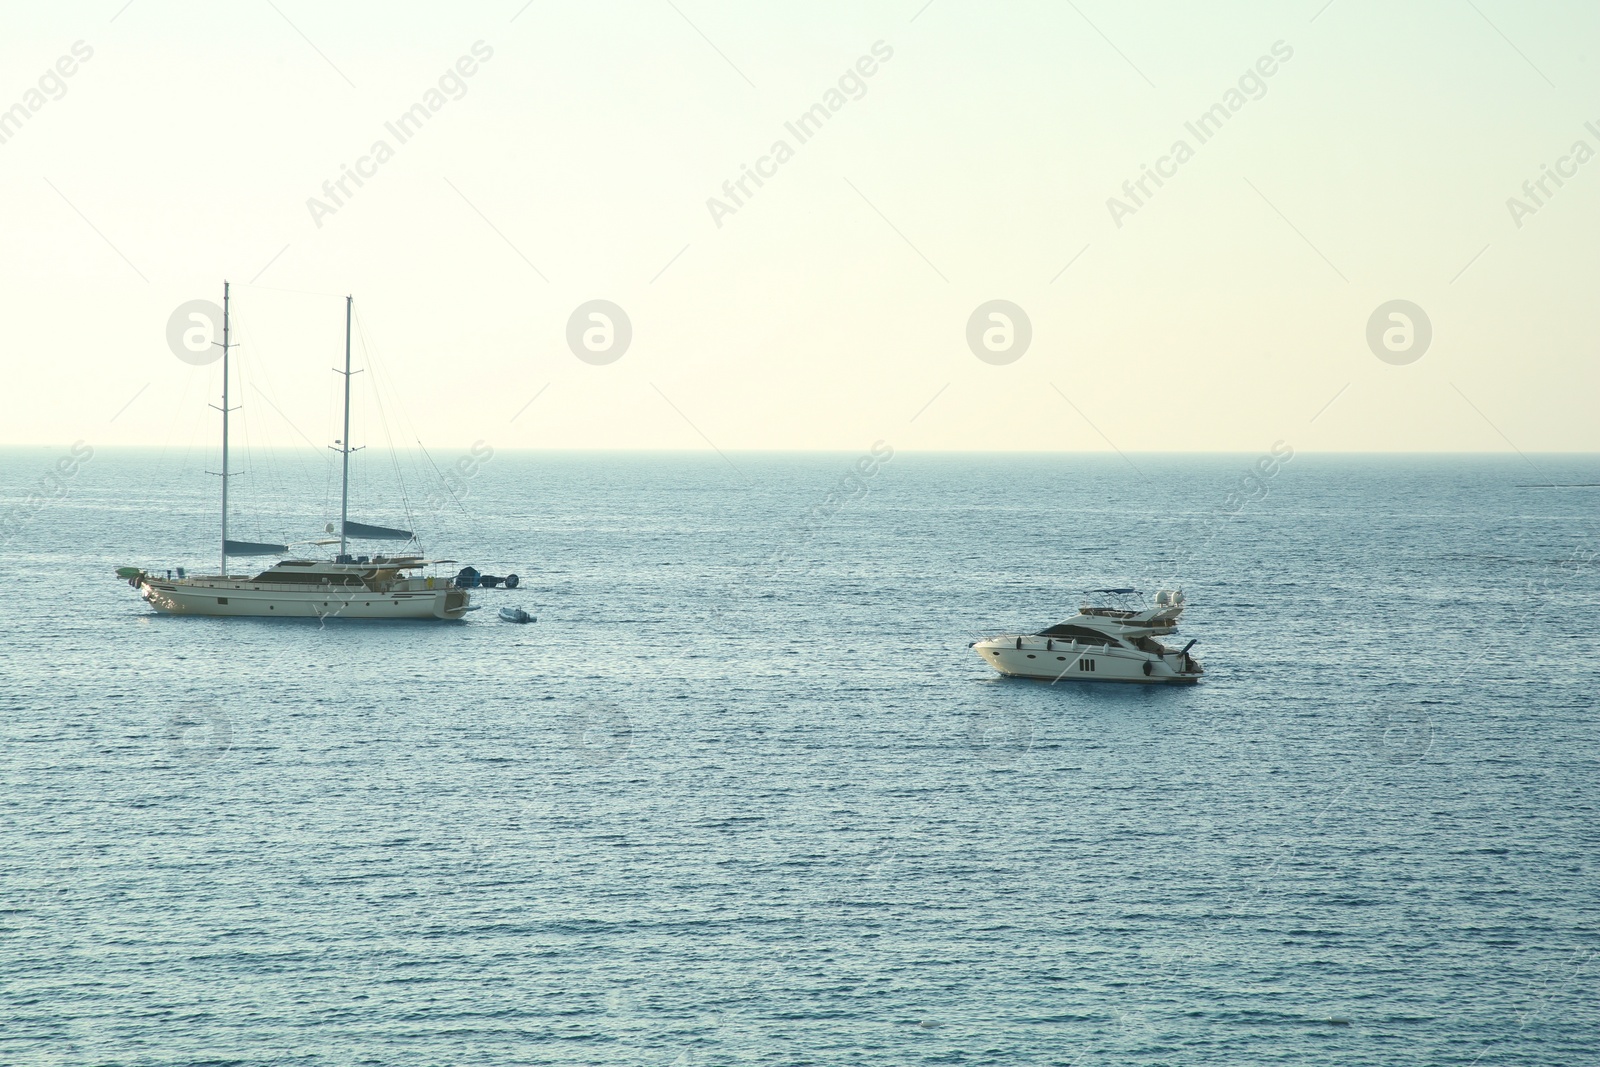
[332,294,363,561]
[208,281,239,576]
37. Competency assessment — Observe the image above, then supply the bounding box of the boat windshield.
[1035,623,1113,644]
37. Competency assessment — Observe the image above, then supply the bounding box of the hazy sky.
[2,0,1597,453]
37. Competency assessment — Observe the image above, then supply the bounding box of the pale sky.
[2,0,1597,453]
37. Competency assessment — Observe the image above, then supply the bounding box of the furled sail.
[343,520,413,541]
[224,539,288,556]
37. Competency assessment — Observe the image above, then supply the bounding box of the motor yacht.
[972,588,1203,684]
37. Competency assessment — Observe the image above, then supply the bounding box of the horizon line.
[2,445,1597,456]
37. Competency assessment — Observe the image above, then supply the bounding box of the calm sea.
[2,449,1597,1066]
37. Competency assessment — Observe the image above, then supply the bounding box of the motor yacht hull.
[974,637,1202,684]
[139,577,469,620]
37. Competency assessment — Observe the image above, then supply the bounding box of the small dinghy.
[499,607,535,624]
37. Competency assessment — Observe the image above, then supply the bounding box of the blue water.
[2,449,1597,1065]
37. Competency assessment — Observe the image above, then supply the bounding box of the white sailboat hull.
[127,284,478,624]
[139,577,469,620]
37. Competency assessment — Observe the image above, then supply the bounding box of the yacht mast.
[216,281,235,576]
[338,295,353,560]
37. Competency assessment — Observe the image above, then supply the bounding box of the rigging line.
[236,341,255,510]
[233,313,261,510]
[343,303,371,518]
[378,350,419,532]
[353,305,382,515]
[247,381,325,458]
[246,381,284,543]
[355,303,412,507]
[353,300,431,499]
[416,436,473,519]
[239,344,286,543]
[322,307,340,527]
[234,281,350,299]
[236,305,322,488]
[321,450,334,531]
[169,362,198,473]
[352,303,418,531]
[225,302,281,547]
[240,299,327,486]
[228,328,258,543]
[238,330,287,531]
[178,359,210,488]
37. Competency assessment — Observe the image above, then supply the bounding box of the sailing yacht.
[120,283,472,620]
